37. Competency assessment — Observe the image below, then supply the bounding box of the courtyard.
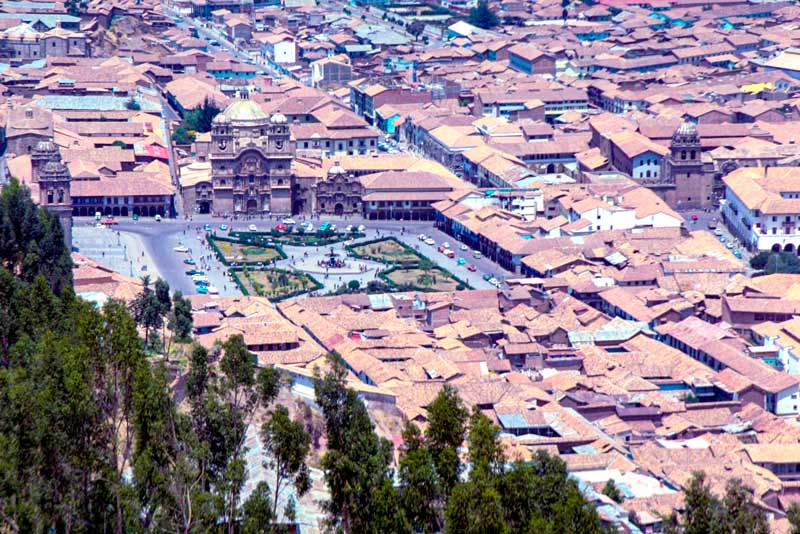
[210,237,284,264]
[234,268,321,301]
[382,265,465,292]
[348,237,422,264]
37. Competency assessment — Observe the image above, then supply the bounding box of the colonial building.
[314,163,362,216]
[32,139,72,246]
[209,100,297,215]
[661,121,716,209]
[5,106,53,156]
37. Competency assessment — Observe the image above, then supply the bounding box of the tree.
[314,354,397,533]
[172,126,194,145]
[683,471,723,534]
[719,478,769,534]
[788,502,800,534]
[750,250,800,273]
[125,97,141,111]
[398,422,440,532]
[169,290,194,342]
[602,479,623,503]
[468,0,499,29]
[65,0,88,16]
[347,279,361,292]
[408,20,425,40]
[260,404,312,525]
[241,481,275,534]
[0,178,72,294]
[184,97,221,133]
[426,385,468,496]
[131,275,164,348]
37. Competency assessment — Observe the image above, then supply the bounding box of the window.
[681,150,686,160]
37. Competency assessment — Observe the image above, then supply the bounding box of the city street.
[73,215,513,297]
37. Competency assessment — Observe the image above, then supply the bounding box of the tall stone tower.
[32,139,73,247]
[663,121,714,209]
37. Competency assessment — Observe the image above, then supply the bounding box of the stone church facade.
[208,100,297,215]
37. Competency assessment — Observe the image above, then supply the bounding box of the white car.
[173,245,189,253]
[345,225,354,233]
[302,223,314,232]
[207,285,220,295]
[249,224,258,231]
[418,234,427,241]
[442,242,451,249]
[425,238,435,245]
[282,218,296,225]
[357,225,366,232]
[488,277,499,286]
[459,244,468,251]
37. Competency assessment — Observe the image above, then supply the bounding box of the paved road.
[78,215,512,296]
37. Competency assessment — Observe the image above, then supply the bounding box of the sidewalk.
[73,225,161,280]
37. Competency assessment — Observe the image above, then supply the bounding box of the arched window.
[681,150,687,160]
[690,150,696,159]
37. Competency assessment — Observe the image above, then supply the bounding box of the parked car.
[207,286,220,295]
[282,218,296,225]
[488,277,499,286]
[726,242,734,249]
[457,257,466,265]
[473,251,482,258]
[274,224,287,232]
[173,245,189,253]
[248,224,258,231]
[442,242,451,249]
[154,214,162,222]
[219,224,229,231]
[733,250,743,259]
[482,273,493,281]
[438,246,446,253]
[713,229,724,236]
[467,264,477,272]
[459,244,468,251]
[357,225,366,232]
[425,238,435,245]
[719,236,726,243]
[418,234,427,241]
[345,225,354,233]
[444,250,455,259]
[183,258,196,265]
[204,224,212,231]
[196,285,208,294]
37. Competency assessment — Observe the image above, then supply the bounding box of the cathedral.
[31,139,73,246]
[208,100,297,215]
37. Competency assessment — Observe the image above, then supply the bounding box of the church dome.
[270,112,288,124]
[675,120,697,137]
[213,100,268,124]
[34,139,57,154]
[328,163,345,176]
[42,160,67,175]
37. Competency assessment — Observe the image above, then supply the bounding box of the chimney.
[25,109,33,119]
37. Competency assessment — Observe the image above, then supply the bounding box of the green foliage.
[260,404,312,522]
[314,354,400,533]
[0,177,72,294]
[130,275,166,347]
[168,290,193,341]
[241,481,275,533]
[602,479,623,503]
[672,472,769,534]
[347,279,361,291]
[750,251,800,273]
[184,97,221,133]
[171,126,194,145]
[468,0,499,29]
[427,384,468,495]
[789,502,800,534]
[125,97,141,111]
[65,0,88,15]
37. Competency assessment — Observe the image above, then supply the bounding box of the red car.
[102,218,118,225]
[467,264,477,272]
[691,213,698,221]
[274,224,287,231]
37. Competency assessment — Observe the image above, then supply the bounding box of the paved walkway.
[73,224,161,280]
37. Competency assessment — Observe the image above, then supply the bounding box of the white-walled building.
[723,167,800,253]
[260,34,296,64]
